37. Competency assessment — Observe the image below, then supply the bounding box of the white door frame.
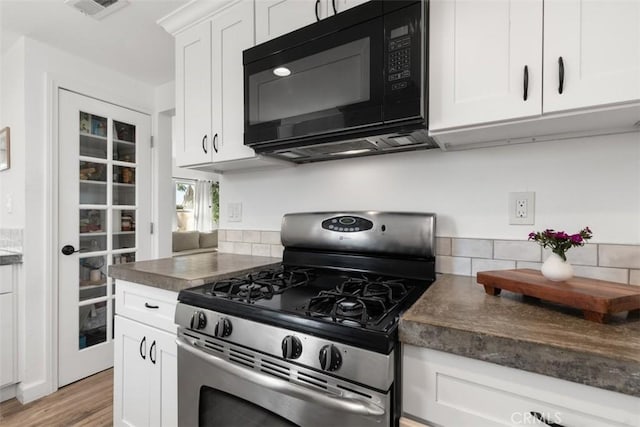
[42,73,154,395]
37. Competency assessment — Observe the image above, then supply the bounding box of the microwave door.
[244,16,384,146]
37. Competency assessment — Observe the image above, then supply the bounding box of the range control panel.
[321,216,373,233]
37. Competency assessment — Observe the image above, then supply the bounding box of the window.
[175,180,195,231]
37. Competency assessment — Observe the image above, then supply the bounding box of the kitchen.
[0,0,639,426]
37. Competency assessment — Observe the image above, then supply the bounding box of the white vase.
[541,253,574,282]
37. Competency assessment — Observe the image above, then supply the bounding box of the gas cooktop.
[178,264,431,353]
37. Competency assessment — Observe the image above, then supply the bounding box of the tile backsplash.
[0,228,23,252]
[218,229,640,285]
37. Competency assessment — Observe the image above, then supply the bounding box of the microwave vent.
[299,139,379,156]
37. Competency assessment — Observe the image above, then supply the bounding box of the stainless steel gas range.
[175,211,436,427]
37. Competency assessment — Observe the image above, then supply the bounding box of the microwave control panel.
[385,2,422,97]
[388,30,411,87]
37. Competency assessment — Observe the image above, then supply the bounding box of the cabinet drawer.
[0,264,13,294]
[403,345,640,427]
[115,280,178,334]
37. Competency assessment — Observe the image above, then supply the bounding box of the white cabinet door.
[114,315,177,427]
[114,315,153,427]
[403,346,640,427]
[429,0,542,130]
[0,292,15,388]
[148,327,178,427]
[256,0,326,44]
[211,1,257,163]
[543,0,640,113]
[175,20,213,167]
[333,0,368,14]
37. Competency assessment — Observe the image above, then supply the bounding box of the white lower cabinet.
[0,264,18,391]
[114,280,178,427]
[402,345,640,427]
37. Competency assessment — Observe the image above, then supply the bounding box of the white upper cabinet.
[429,0,640,145]
[332,0,369,14]
[175,21,213,167]
[211,1,257,163]
[255,0,369,44]
[543,0,640,113]
[429,0,543,130]
[256,0,327,44]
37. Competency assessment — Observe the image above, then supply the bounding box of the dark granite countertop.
[400,274,640,397]
[0,249,23,265]
[108,252,281,292]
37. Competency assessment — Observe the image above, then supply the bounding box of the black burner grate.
[206,266,313,303]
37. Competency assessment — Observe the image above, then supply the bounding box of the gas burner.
[206,266,313,303]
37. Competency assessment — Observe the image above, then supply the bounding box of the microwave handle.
[177,337,385,417]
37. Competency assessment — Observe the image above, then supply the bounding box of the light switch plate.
[508,192,535,225]
[228,202,242,222]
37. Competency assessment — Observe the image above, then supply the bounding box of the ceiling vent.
[65,0,129,20]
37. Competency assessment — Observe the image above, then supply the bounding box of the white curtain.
[194,180,213,232]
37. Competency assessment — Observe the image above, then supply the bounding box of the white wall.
[0,38,25,229]
[2,36,156,403]
[220,132,640,245]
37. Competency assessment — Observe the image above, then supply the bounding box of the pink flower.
[554,231,569,240]
[570,234,583,244]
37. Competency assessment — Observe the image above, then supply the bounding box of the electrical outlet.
[509,192,535,225]
[228,202,242,222]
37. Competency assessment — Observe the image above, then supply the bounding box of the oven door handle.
[177,337,385,417]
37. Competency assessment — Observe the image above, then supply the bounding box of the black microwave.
[243,0,436,163]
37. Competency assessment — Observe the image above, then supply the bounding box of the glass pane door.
[77,113,138,350]
[59,89,151,387]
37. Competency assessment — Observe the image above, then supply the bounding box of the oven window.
[199,386,299,427]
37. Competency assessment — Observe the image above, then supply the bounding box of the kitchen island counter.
[108,252,281,292]
[400,273,640,397]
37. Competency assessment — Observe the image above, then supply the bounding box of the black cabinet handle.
[144,303,159,309]
[523,65,529,101]
[315,0,320,21]
[213,133,219,153]
[61,245,79,256]
[202,134,208,154]
[558,56,564,94]
[150,340,156,364]
[139,336,147,360]
[332,0,337,14]
[530,411,565,427]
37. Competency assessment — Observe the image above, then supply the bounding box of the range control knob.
[214,317,232,338]
[319,344,342,372]
[189,311,207,330]
[281,335,303,360]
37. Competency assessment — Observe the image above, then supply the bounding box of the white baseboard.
[16,379,55,404]
[0,384,17,402]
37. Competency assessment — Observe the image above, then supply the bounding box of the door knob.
[61,245,79,255]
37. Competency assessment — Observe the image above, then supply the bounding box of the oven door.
[177,336,390,427]
[243,10,384,147]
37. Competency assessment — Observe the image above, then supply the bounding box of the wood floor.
[0,369,113,427]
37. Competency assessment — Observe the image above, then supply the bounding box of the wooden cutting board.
[476,269,640,323]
